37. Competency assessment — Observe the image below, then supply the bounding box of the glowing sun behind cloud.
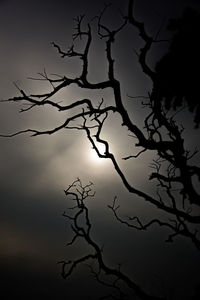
[88,143,106,164]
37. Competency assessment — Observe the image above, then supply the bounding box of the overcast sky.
[0,0,200,299]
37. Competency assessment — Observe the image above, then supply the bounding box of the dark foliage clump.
[154,7,200,126]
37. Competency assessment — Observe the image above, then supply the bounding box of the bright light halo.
[89,143,106,164]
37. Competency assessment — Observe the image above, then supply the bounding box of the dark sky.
[0,0,200,299]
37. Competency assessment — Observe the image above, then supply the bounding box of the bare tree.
[1,0,200,299]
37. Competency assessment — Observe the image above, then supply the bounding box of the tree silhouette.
[1,0,200,299]
[153,7,200,127]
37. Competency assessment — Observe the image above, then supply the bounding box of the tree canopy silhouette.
[1,0,200,299]
[153,7,200,126]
